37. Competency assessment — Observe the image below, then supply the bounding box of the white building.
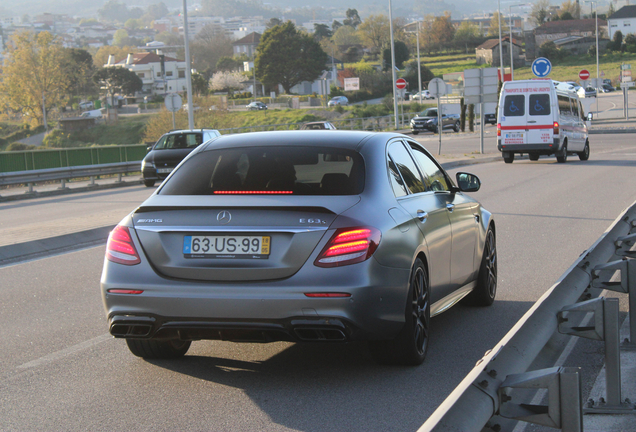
[105,51,187,97]
[608,5,636,38]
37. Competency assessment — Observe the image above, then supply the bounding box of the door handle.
[528,120,537,123]
[417,210,428,222]
[446,204,455,213]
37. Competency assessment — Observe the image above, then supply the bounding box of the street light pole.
[182,0,194,130]
[586,1,600,115]
[498,0,504,82]
[417,20,422,102]
[389,0,399,129]
[509,4,526,81]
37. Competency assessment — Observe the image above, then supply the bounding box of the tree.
[209,71,244,92]
[538,41,564,62]
[358,14,390,53]
[343,9,361,29]
[560,12,575,20]
[190,26,233,74]
[487,12,509,37]
[419,15,437,53]
[191,72,209,96]
[560,0,581,19]
[146,2,169,20]
[382,40,409,71]
[93,67,143,97]
[453,21,483,51]
[624,34,636,53]
[255,21,328,94]
[0,31,70,125]
[216,56,244,71]
[332,25,361,47]
[266,18,282,29]
[431,12,455,52]
[403,60,434,90]
[155,31,182,46]
[99,0,136,23]
[113,29,130,47]
[313,23,332,40]
[609,30,623,51]
[332,20,343,32]
[63,48,97,100]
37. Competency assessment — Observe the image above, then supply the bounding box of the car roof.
[199,130,394,152]
[165,129,219,134]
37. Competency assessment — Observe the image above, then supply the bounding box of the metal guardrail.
[0,162,141,195]
[420,199,636,432]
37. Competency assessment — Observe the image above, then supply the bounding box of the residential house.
[608,5,636,38]
[287,55,344,96]
[105,51,187,98]
[475,37,524,67]
[232,32,261,58]
[525,18,607,61]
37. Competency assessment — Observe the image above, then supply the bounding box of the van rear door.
[526,87,555,146]
[500,83,528,146]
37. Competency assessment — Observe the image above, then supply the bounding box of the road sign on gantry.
[395,78,407,89]
[579,69,590,80]
[531,57,552,78]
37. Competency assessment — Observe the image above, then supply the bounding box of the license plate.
[504,132,524,144]
[157,168,173,174]
[183,235,270,259]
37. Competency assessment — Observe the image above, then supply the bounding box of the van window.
[571,98,579,117]
[579,101,585,120]
[529,94,551,116]
[503,95,525,116]
[558,95,572,116]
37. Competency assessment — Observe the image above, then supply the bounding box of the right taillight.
[497,123,501,137]
[106,225,141,265]
[314,227,381,268]
[553,121,559,135]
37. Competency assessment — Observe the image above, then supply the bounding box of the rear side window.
[529,94,551,116]
[388,141,426,194]
[154,133,203,149]
[558,95,572,116]
[503,95,525,116]
[159,146,364,196]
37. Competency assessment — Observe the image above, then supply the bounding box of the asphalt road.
[0,133,635,431]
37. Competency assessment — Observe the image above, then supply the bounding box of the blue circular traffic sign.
[531,57,552,78]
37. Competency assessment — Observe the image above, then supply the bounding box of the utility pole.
[389,0,398,129]
[182,0,194,130]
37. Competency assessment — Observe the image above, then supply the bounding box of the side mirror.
[456,172,481,193]
[586,112,593,121]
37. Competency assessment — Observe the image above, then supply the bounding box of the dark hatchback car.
[141,129,220,187]
[102,131,496,366]
[301,121,337,130]
[247,101,268,110]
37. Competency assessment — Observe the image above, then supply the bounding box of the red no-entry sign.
[579,69,590,80]
[395,78,407,89]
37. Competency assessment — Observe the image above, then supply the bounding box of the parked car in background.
[301,121,337,130]
[584,87,597,98]
[247,101,268,111]
[79,109,103,119]
[101,130,497,366]
[410,108,460,134]
[79,101,94,110]
[328,96,349,107]
[141,129,221,187]
[412,90,434,101]
[600,84,615,93]
[484,113,497,125]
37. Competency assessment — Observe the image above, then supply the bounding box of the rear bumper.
[498,138,562,154]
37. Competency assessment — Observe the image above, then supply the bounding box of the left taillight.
[314,227,381,268]
[106,225,141,265]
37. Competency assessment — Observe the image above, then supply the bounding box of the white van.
[497,79,590,163]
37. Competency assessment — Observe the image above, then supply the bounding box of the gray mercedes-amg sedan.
[101,131,496,365]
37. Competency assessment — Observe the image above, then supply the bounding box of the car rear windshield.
[154,133,203,150]
[159,146,365,196]
[529,94,551,116]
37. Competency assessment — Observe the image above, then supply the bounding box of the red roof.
[476,36,522,50]
[232,32,261,46]
[116,51,181,65]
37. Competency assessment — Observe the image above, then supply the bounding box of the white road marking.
[17,333,113,369]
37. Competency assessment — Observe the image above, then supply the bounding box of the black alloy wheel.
[466,228,497,306]
[368,259,430,366]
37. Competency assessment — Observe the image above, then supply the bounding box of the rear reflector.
[304,293,351,298]
[106,226,141,265]
[315,227,381,268]
[107,289,144,294]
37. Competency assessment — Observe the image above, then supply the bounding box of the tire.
[556,142,568,163]
[465,228,497,306]
[144,179,156,187]
[126,338,191,359]
[454,121,460,132]
[578,140,590,161]
[412,131,419,135]
[433,126,439,134]
[529,153,540,161]
[503,152,514,164]
[369,259,430,366]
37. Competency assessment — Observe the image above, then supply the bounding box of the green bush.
[6,142,37,151]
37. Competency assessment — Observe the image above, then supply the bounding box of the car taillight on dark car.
[106,225,141,265]
[314,227,381,268]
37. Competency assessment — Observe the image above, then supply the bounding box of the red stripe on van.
[500,125,553,130]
